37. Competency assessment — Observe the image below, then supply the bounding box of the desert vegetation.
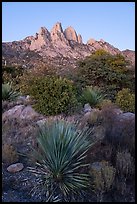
[2,49,135,202]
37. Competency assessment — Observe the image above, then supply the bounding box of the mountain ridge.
[2,22,135,69]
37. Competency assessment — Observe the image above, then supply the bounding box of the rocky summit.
[2,22,135,69]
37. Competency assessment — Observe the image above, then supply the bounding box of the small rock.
[83,103,92,113]
[7,163,24,173]
[26,95,31,100]
[90,162,103,172]
[36,118,47,128]
[17,96,26,101]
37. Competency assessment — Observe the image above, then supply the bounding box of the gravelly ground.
[2,104,135,202]
[2,157,135,202]
[2,165,96,202]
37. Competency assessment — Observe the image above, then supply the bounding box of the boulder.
[20,106,40,120]
[2,105,40,121]
[105,112,135,151]
[3,105,24,120]
[117,112,135,121]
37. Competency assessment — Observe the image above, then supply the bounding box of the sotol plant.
[28,119,93,200]
[81,86,104,108]
[2,83,19,101]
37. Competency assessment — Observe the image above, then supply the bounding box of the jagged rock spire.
[64,26,78,42]
[78,34,83,44]
[50,22,63,34]
[50,22,69,46]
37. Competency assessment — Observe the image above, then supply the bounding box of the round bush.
[115,88,135,113]
[20,75,78,115]
[77,50,134,100]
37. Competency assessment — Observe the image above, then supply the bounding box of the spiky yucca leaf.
[2,82,19,101]
[81,86,104,107]
[29,119,93,197]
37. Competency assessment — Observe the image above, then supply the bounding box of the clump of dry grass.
[89,160,116,202]
[2,143,19,165]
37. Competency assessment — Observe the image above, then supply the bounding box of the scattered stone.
[89,161,103,173]
[36,118,47,128]
[7,163,24,173]
[83,103,92,113]
[26,95,31,100]
[17,96,26,101]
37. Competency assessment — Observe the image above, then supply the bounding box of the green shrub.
[2,65,24,85]
[29,119,92,199]
[77,50,134,100]
[19,75,78,116]
[115,88,135,113]
[80,86,104,108]
[2,83,20,101]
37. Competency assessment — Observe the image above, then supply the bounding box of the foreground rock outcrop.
[2,105,40,121]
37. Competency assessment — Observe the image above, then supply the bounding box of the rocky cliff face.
[122,49,135,68]
[2,22,135,68]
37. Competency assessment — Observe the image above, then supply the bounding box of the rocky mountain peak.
[50,22,69,47]
[51,22,63,34]
[77,34,83,44]
[38,27,50,35]
[64,26,78,42]
[38,26,51,40]
[2,22,135,68]
[29,26,51,50]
